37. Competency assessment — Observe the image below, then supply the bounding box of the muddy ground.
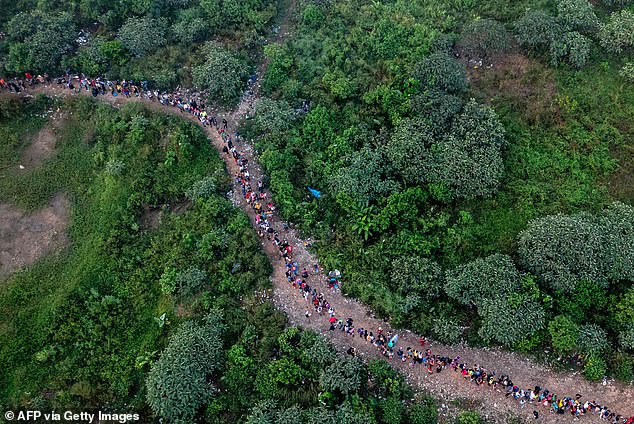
[0,193,70,279]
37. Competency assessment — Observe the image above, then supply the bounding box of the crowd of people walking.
[2,71,633,423]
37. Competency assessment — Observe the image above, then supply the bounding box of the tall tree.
[146,311,226,423]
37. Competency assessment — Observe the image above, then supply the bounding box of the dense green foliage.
[0,93,457,423]
[2,0,634,420]
[117,17,168,57]
[446,254,546,346]
[457,18,511,58]
[192,42,251,106]
[0,0,279,100]
[0,96,270,414]
[242,0,634,381]
[514,10,560,51]
[518,203,634,292]
[598,10,634,53]
[4,11,76,73]
[146,311,226,422]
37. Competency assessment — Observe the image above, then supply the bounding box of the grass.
[459,54,634,259]
[0,95,228,408]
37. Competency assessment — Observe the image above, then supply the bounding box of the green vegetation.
[0,0,278,98]
[192,42,251,106]
[2,0,634,420]
[0,95,269,414]
[242,0,634,380]
[0,93,453,423]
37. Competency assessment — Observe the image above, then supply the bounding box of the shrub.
[610,352,634,382]
[429,99,506,200]
[445,254,520,306]
[619,326,634,351]
[391,256,443,299]
[519,203,634,292]
[600,0,633,7]
[620,62,634,82]
[410,91,463,136]
[477,295,545,347]
[550,31,591,68]
[615,287,634,328]
[409,396,438,424]
[601,202,634,280]
[599,10,634,54]
[192,42,250,107]
[577,324,609,355]
[380,396,405,424]
[186,176,218,201]
[431,316,462,345]
[5,11,76,72]
[252,98,296,134]
[456,411,484,424]
[159,267,179,295]
[331,145,401,203]
[302,4,325,28]
[446,255,545,346]
[0,95,26,121]
[514,10,560,51]
[117,17,167,57]
[123,46,183,88]
[171,7,211,44]
[414,52,467,93]
[299,331,337,366]
[262,43,294,95]
[146,312,226,423]
[244,399,277,424]
[583,354,607,381]
[159,267,208,297]
[556,0,598,31]
[320,357,365,396]
[387,118,436,186]
[177,267,208,298]
[69,37,128,76]
[548,315,579,355]
[457,18,511,58]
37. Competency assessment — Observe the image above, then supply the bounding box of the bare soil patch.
[138,199,190,232]
[19,111,65,170]
[606,144,634,202]
[0,193,70,279]
[139,204,162,232]
[465,52,561,126]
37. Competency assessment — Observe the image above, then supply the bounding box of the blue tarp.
[308,187,322,199]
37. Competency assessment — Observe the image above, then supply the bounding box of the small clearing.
[465,53,560,126]
[606,144,634,203]
[18,111,64,170]
[0,193,70,279]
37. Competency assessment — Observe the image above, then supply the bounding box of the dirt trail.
[14,5,634,422]
[25,82,634,424]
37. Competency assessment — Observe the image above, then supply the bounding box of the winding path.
[24,77,634,424]
[13,6,634,423]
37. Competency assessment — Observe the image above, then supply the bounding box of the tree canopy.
[518,202,634,292]
[146,312,226,423]
[5,11,76,73]
[117,17,167,57]
[446,254,546,346]
[192,42,250,106]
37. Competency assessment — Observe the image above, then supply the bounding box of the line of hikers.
[5,70,633,424]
